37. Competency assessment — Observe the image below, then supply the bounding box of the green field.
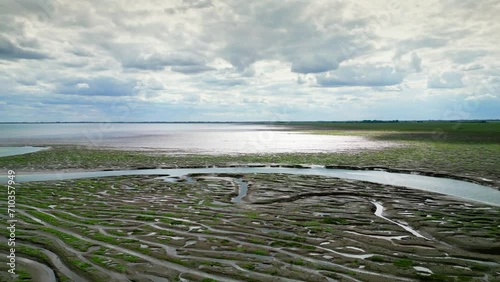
[276,120,500,134]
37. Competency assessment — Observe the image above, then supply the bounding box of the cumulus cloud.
[410,52,422,73]
[394,37,448,59]
[448,50,486,64]
[171,65,215,74]
[165,0,214,14]
[119,50,207,71]
[0,36,48,60]
[462,64,484,71]
[0,0,499,121]
[427,71,464,89]
[291,54,339,74]
[316,65,405,87]
[56,76,137,96]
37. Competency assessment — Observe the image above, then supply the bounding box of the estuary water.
[0,123,395,154]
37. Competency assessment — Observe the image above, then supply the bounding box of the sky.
[0,0,499,122]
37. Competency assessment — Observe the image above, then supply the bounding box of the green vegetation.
[470,264,490,272]
[288,258,305,266]
[14,269,31,281]
[393,259,413,268]
[242,263,256,270]
[40,227,92,252]
[251,249,269,256]
[70,259,93,271]
[276,120,500,137]
[322,217,348,225]
[368,256,386,262]
[244,211,260,219]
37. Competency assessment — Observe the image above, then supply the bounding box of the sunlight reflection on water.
[0,123,397,154]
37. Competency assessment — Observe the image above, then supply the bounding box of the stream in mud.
[3,166,499,206]
[371,201,429,240]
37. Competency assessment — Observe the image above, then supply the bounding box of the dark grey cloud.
[56,76,137,96]
[165,0,214,14]
[206,1,371,73]
[0,36,48,60]
[316,65,404,87]
[60,60,89,68]
[171,65,215,74]
[291,55,339,74]
[16,77,37,86]
[70,47,93,57]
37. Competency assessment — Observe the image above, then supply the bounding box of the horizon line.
[1,119,499,124]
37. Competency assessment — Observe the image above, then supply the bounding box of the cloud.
[70,47,93,57]
[394,37,448,59]
[448,50,486,64]
[316,65,405,87]
[0,0,499,121]
[119,51,207,71]
[171,65,215,74]
[165,0,214,14]
[205,1,373,72]
[462,64,484,71]
[410,52,422,72]
[465,93,497,101]
[291,54,339,74]
[427,71,464,89]
[56,76,137,96]
[201,76,246,87]
[0,36,48,60]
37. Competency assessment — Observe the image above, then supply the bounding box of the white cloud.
[0,0,499,121]
[316,65,405,87]
[76,83,89,89]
